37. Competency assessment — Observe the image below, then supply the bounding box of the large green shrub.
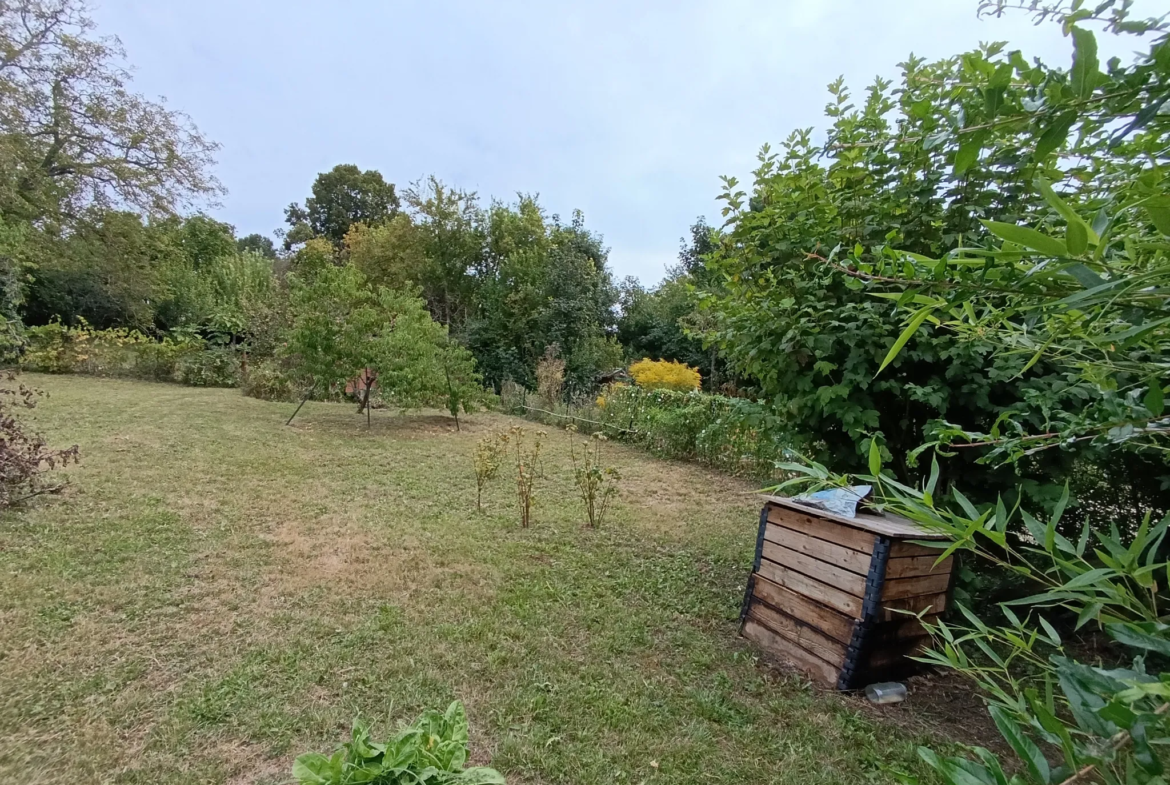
[241,358,297,402]
[177,346,241,387]
[695,18,1170,508]
[595,385,793,478]
[22,321,204,382]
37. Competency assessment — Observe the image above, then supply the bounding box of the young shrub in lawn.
[628,358,701,392]
[509,426,544,528]
[0,372,79,509]
[567,426,620,528]
[473,431,507,512]
[292,701,504,785]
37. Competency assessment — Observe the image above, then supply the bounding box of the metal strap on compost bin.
[836,534,892,691]
[739,505,770,625]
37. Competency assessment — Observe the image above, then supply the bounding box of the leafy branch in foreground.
[292,701,504,785]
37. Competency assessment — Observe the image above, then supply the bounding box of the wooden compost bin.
[739,495,953,690]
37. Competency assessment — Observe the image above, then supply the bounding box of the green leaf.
[1038,615,1062,647]
[868,437,882,476]
[877,306,936,375]
[926,454,941,498]
[1037,177,1099,245]
[1131,721,1162,775]
[1075,601,1102,630]
[1076,519,1091,557]
[292,754,333,785]
[990,705,1050,784]
[1035,112,1077,159]
[954,132,988,175]
[1049,483,1069,531]
[1145,382,1164,417]
[1070,26,1100,99]
[1148,206,1170,237]
[982,221,1068,257]
[1066,220,1087,255]
[1105,622,1170,656]
[1063,567,1113,589]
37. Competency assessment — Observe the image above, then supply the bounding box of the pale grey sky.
[90,1,1158,284]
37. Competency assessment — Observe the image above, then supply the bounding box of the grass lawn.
[0,374,947,784]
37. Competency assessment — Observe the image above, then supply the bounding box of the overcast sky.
[89,0,1158,285]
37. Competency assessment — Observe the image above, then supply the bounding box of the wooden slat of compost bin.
[880,591,948,619]
[882,571,952,601]
[885,553,954,580]
[763,524,873,575]
[767,507,877,553]
[761,541,867,597]
[751,575,857,644]
[761,496,949,540]
[868,637,931,668]
[756,558,865,618]
[742,619,839,686]
[747,602,847,667]
[890,539,949,559]
[870,614,941,643]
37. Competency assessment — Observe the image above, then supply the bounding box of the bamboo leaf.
[982,221,1068,257]
[990,705,1051,784]
[1070,26,1100,99]
[877,306,935,375]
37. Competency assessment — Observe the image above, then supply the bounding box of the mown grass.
[1,374,944,784]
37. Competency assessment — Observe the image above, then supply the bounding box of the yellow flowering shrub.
[628,359,701,392]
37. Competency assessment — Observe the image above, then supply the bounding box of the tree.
[0,0,221,220]
[287,164,399,247]
[616,219,720,385]
[21,209,171,329]
[0,216,27,360]
[401,176,484,327]
[174,214,235,267]
[696,23,1170,507]
[284,264,482,424]
[345,214,429,293]
[237,233,276,259]
[465,207,619,392]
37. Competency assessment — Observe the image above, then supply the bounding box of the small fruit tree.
[284,264,482,424]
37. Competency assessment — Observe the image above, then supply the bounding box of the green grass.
[0,374,942,784]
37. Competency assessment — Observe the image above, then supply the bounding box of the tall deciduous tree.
[287,164,399,247]
[0,0,221,220]
[237,233,276,259]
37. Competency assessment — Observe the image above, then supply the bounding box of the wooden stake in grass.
[510,426,544,528]
[286,387,314,425]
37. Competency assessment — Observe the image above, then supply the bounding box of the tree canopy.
[286,164,400,247]
[0,0,221,220]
